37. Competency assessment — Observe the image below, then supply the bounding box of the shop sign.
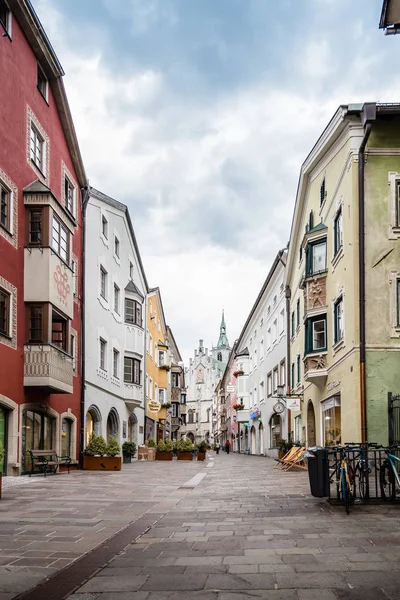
[286,397,301,411]
[148,400,161,412]
[226,385,235,393]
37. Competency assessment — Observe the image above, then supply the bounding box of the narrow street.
[1,454,400,600]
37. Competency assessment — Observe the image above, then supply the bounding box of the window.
[299,246,303,263]
[114,236,120,257]
[260,318,263,327]
[158,350,165,366]
[0,0,10,34]
[0,289,10,336]
[217,352,222,361]
[100,266,107,299]
[334,209,343,255]
[30,124,44,173]
[267,328,271,349]
[0,181,10,231]
[102,215,108,239]
[397,182,400,227]
[267,373,272,397]
[294,415,302,443]
[334,297,344,344]
[172,403,178,418]
[114,284,120,314]
[280,360,285,386]
[296,299,300,328]
[29,209,42,244]
[37,64,48,101]
[273,368,278,392]
[306,239,327,276]
[129,261,133,279]
[259,381,264,403]
[27,305,42,342]
[113,349,119,378]
[149,335,153,357]
[64,177,74,215]
[291,312,295,337]
[100,338,107,370]
[52,311,67,351]
[320,178,326,206]
[124,357,140,384]
[397,280,400,326]
[172,372,179,387]
[305,316,327,354]
[71,334,77,371]
[291,363,295,388]
[62,418,72,457]
[309,210,314,230]
[323,396,341,446]
[188,411,194,424]
[124,298,142,326]
[159,388,166,403]
[52,216,69,262]
[297,355,301,384]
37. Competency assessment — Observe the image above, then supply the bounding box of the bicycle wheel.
[348,464,356,499]
[358,468,367,500]
[380,462,395,501]
[340,469,350,514]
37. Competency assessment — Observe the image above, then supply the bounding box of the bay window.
[306,239,327,276]
[124,298,142,326]
[124,357,141,384]
[52,215,69,262]
[305,315,327,354]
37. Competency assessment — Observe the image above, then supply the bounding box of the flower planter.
[83,456,122,471]
[197,451,206,462]
[123,454,132,464]
[177,451,193,461]
[156,452,173,461]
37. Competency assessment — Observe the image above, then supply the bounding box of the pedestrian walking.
[225,440,231,454]
[215,442,220,455]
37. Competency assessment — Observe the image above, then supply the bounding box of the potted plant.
[161,402,172,409]
[146,437,156,461]
[122,441,137,464]
[233,370,244,377]
[0,440,4,500]
[83,434,122,471]
[156,439,174,461]
[277,438,293,460]
[197,440,207,462]
[176,437,194,460]
[233,403,245,411]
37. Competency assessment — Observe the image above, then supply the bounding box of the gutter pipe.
[79,186,90,468]
[358,103,376,444]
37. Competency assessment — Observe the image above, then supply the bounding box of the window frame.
[99,338,107,371]
[28,208,43,245]
[100,266,107,300]
[64,176,75,216]
[37,64,48,102]
[334,297,344,344]
[0,180,11,232]
[51,310,68,352]
[306,238,327,277]
[113,348,120,379]
[101,215,108,239]
[0,288,10,337]
[334,208,343,256]
[114,236,120,258]
[0,0,11,36]
[296,298,300,329]
[51,214,69,263]
[124,357,141,384]
[30,123,45,174]
[305,315,327,354]
[26,304,43,343]
[113,283,120,314]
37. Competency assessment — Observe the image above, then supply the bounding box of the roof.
[125,280,144,300]
[309,222,327,233]
[90,187,149,292]
[23,180,51,194]
[236,248,287,352]
[166,326,183,363]
[10,1,87,187]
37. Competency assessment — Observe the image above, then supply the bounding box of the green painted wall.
[366,351,400,445]
[368,121,400,148]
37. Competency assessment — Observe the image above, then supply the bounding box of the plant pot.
[156,451,173,461]
[177,451,193,461]
[123,454,132,464]
[0,472,2,500]
[83,456,122,471]
[197,452,206,461]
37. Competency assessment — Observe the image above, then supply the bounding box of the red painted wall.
[0,15,82,461]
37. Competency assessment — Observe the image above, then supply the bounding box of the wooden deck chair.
[280,446,304,471]
[273,446,299,470]
[284,447,308,471]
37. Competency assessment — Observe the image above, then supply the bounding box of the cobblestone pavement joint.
[1,454,400,599]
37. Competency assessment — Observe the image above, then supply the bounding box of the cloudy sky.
[35,0,396,363]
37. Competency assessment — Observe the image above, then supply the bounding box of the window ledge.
[304,269,328,282]
[332,247,344,270]
[332,339,345,354]
[114,254,121,266]
[111,376,121,387]
[304,350,327,358]
[0,222,12,236]
[0,332,12,341]
[100,234,109,248]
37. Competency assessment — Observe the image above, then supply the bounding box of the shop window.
[61,418,72,457]
[322,396,341,446]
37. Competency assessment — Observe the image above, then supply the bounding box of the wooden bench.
[29,449,72,477]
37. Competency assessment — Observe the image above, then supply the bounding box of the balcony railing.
[124,382,142,406]
[24,344,73,394]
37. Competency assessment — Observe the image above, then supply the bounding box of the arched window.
[85,405,102,445]
[107,408,119,441]
[62,418,73,457]
[188,410,194,424]
[269,414,281,449]
[217,352,222,361]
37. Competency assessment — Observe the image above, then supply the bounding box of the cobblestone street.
[1,453,400,600]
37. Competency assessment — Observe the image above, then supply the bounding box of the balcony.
[125,325,144,356]
[236,408,250,423]
[303,354,328,383]
[24,248,74,319]
[185,422,197,432]
[124,383,142,408]
[159,356,171,371]
[24,344,73,394]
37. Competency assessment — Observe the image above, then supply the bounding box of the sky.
[34,0,398,364]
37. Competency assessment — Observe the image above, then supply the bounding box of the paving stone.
[275,573,348,589]
[75,575,149,593]
[141,573,208,591]
[218,593,298,600]
[297,591,338,600]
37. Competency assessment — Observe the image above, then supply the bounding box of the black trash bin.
[307,447,329,498]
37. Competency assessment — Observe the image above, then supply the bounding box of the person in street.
[215,441,220,455]
[225,440,231,454]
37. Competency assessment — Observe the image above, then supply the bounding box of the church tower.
[213,310,231,367]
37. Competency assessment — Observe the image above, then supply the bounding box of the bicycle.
[344,442,380,500]
[338,446,355,514]
[380,445,400,501]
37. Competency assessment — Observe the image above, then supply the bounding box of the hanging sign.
[286,397,301,411]
[226,385,235,393]
[148,400,161,412]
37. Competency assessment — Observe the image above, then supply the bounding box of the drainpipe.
[358,103,376,444]
[285,285,291,439]
[79,186,90,469]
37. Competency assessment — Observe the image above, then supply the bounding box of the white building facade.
[84,188,148,451]
[183,313,231,443]
[235,249,288,457]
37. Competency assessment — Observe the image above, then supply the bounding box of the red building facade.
[0,0,86,475]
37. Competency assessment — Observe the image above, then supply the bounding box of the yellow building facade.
[144,288,170,441]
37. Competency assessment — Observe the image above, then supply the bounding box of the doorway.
[22,409,54,473]
[307,401,316,447]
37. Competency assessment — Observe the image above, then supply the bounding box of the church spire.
[217,309,229,348]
